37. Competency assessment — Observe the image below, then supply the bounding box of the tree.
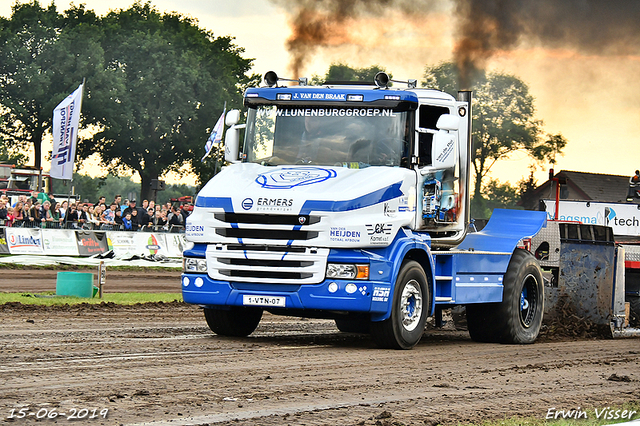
[52,173,105,204]
[0,118,27,166]
[530,133,568,167]
[0,1,108,171]
[311,63,388,85]
[423,62,567,208]
[81,2,255,200]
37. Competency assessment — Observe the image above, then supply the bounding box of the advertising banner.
[165,233,186,258]
[0,228,11,254]
[544,200,640,237]
[106,231,138,257]
[6,228,45,254]
[42,229,80,256]
[51,83,83,180]
[76,231,109,256]
[134,233,170,257]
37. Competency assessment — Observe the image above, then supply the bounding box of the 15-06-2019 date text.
[7,407,109,420]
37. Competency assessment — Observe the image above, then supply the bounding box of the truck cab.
[182,72,547,349]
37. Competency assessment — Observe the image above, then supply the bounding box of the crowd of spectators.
[0,191,192,233]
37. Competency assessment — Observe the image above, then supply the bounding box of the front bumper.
[181,273,391,314]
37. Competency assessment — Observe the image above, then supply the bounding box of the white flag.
[202,109,225,162]
[51,83,83,180]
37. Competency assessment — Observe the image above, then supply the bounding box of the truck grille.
[213,213,321,242]
[206,244,329,284]
[214,213,320,226]
[215,228,319,240]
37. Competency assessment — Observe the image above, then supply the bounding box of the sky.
[1,0,639,188]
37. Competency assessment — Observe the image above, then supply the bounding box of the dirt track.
[1,300,639,426]
[0,268,181,293]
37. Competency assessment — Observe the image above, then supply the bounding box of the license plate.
[243,295,286,307]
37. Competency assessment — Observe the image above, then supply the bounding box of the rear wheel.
[371,260,429,349]
[203,307,263,337]
[467,249,544,344]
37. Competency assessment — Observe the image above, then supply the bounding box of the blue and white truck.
[181,71,547,349]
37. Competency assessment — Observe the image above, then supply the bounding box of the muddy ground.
[1,270,639,425]
[0,268,181,293]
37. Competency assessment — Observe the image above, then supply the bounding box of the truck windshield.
[243,106,410,168]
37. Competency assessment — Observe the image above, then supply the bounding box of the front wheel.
[467,249,544,344]
[371,260,430,349]
[203,307,263,337]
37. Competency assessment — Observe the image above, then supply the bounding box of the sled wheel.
[628,295,640,327]
[203,307,263,337]
[467,249,544,344]
[335,318,370,334]
[371,260,429,349]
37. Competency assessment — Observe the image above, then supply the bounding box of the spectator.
[145,207,155,229]
[59,200,68,219]
[155,209,168,230]
[114,209,124,227]
[121,198,130,213]
[142,199,149,211]
[168,205,184,229]
[13,201,25,225]
[181,203,192,219]
[88,205,101,229]
[28,190,38,205]
[78,204,92,229]
[48,193,56,206]
[5,207,15,227]
[129,208,141,231]
[122,212,134,231]
[102,203,117,226]
[65,203,78,228]
[0,200,8,222]
[96,196,106,208]
[40,200,54,227]
[123,199,139,217]
[28,201,41,226]
[113,194,122,208]
[51,202,63,228]
[149,200,155,211]
[12,194,27,208]
[37,189,49,204]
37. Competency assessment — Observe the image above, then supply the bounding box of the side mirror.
[224,126,240,163]
[225,109,240,126]
[432,130,457,170]
[436,114,459,131]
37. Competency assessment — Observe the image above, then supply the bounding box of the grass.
[456,402,639,426]
[0,263,181,272]
[0,291,182,305]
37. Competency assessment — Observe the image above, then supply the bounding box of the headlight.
[184,258,207,273]
[326,263,369,280]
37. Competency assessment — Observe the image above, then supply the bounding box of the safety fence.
[4,219,185,233]
[0,227,186,258]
